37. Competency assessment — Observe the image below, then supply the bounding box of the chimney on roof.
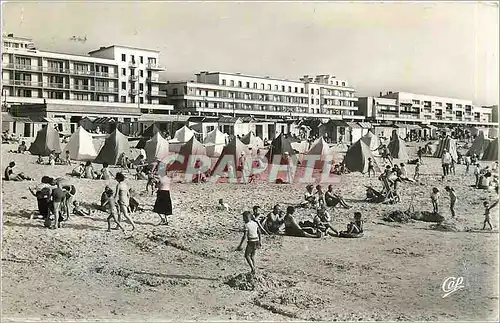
[7,33,13,37]
[99,46,106,50]
[379,92,382,97]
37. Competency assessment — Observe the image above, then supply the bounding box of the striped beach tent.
[433,136,458,160]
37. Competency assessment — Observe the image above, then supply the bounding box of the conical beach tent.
[167,136,206,171]
[204,128,227,145]
[343,139,380,173]
[29,126,62,156]
[360,131,380,156]
[307,137,335,169]
[387,136,409,160]
[423,140,440,155]
[433,136,458,160]
[64,126,98,160]
[144,132,170,163]
[212,137,251,175]
[265,133,296,164]
[241,132,264,151]
[482,138,498,161]
[467,132,491,158]
[172,126,194,143]
[94,129,130,165]
[136,124,162,149]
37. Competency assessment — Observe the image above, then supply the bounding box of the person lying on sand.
[236,211,261,275]
[73,201,92,217]
[4,162,31,181]
[262,204,284,234]
[102,189,126,233]
[283,206,321,238]
[346,212,364,234]
[325,185,351,209]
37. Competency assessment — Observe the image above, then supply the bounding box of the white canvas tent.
[64,126,98,161]
[241,131,265,152]
[360,131,381,156]
[172,126,195,143]
[204,128,228,145]
[144,132,170,163]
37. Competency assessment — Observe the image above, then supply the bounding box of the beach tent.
[433,136,458,160]
[144,132,170,163]
[307,137,335,169]
[94,129,130,165]
[423,140,440,155]
[136,124,162,149]
[387,135,409,160]
[467,132,491,158]
[265,133,296,164]
[343,139,380,173]
[29,126,62,156]
[488,128,498,139]
[172,126,195,143]
[360,131,381,156]
[204,128,227,145]
[482,138,498,161]
[291,140,310,154]
[212,137,251,174]
[167,136,206,171]
[64,126,98,160]
[241,131,264,151]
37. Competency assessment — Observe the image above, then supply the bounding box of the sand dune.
[1,142,498,321]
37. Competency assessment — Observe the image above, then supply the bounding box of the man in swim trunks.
[114,172,136,231]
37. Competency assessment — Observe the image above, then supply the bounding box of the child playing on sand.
[346,212,363,234]
[103,189,126,233]
[236,211,261,275]
[73,201,92,217]
[431,187,440,214]
[48,151,56,166]
[217,198,230,211]
[482,200,498,231]
[65,150,71,166]
[444,186,457,218]
[414,160,421,180]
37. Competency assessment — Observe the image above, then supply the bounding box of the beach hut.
[467,132,491,158]
[307,137,335,169]
[144,132,170,163]
[360,131,381,156]
[387,132,409,160]
[343,139,380,173]
[29,126,62,156]
[94,129,130,165]
[241,131,264,151]
[212,137,251,175]
[482,138,498,161]
[433,136,458,160]
[265,133,296,164]
[64,126,98,161]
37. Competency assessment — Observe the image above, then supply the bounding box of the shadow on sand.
[132,270,218,281]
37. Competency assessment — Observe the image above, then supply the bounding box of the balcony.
[72,84,94,91]
[146,76,165,83]
[129,75,139,82]
[2,63,43,72]
[129,61,137,68]
[146,62,165,70]
[45,67,70,74]
[129,89,141,96]
[72,69,94,77]
[46,83,70,90]
[95,87,119,94]
[2,79,43,87]
[147,90,167,97]
[95,71,118,78]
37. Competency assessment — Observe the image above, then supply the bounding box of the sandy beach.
[1,142,498,321]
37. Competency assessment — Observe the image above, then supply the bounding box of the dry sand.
[1,142,499,321]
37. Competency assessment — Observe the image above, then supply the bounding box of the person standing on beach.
[367,157,375,178]
[444,186,457,218]
[414,160,421,180]
[114,172,136,231]
[153,173,173,225]
[441,149,452,179]
[431,187,440,214]
[239,152,248,184]
[236,211,261,275]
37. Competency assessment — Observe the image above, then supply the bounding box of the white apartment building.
[1,33,172,124]
[163,72,362,120]
[357,91,496,126]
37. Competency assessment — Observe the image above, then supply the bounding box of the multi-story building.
[1,33,173,125]
[163,72,362,120]
[357,91,496,127]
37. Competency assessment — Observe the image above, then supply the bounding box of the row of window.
[120,54,157,65]
[411,99,472,109]
[219,80,348,93]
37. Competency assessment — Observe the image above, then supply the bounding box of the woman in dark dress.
[153,173,173,225]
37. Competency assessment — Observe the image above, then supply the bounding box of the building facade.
[357,91,496,127]
[163,72,362,120]
[1,33,173,124]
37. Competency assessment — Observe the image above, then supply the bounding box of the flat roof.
[88,44,160,54]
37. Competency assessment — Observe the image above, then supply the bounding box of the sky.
[2,1,499,106]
